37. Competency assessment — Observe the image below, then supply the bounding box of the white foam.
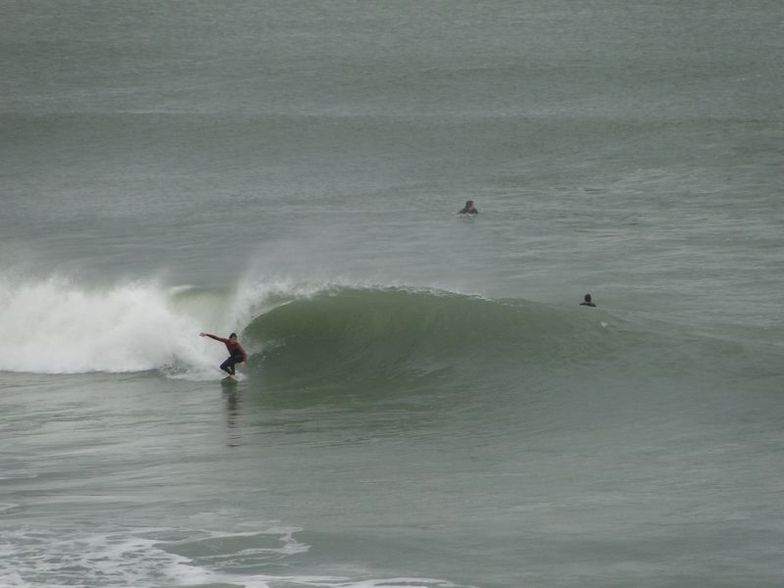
[0,525,470,588]
[0,273,336,378]
[0,276,212,375]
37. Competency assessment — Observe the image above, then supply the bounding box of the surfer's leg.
[220,357,235,375]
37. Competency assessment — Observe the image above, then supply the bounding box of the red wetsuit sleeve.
[204,333,229,343]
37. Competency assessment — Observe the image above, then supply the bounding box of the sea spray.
[0,276,215,375]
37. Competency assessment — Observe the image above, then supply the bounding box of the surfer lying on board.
[200,332,248,376]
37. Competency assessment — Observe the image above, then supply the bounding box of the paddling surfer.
[458,200,478,215]
[200,332,248,376]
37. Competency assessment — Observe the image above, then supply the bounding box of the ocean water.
[1,1,783,587]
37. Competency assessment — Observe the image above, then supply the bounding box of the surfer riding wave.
[199,332,248,377]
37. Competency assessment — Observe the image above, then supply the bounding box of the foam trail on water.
[0,524,470,588]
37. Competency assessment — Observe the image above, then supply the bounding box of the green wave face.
[244,287,616,394]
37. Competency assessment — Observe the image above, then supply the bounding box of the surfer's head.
[584,293,592,303]
[229,332,237,340]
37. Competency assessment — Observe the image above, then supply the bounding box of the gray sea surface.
[1,1,783,587]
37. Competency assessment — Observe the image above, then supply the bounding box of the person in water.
[580,293,596,307]
[200,331,248,376]
[458,200,478,215]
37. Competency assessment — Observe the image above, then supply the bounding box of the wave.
[0,273,614,379]
[3,273,756,387]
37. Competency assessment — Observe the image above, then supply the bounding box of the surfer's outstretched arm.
[199,332,227,343]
